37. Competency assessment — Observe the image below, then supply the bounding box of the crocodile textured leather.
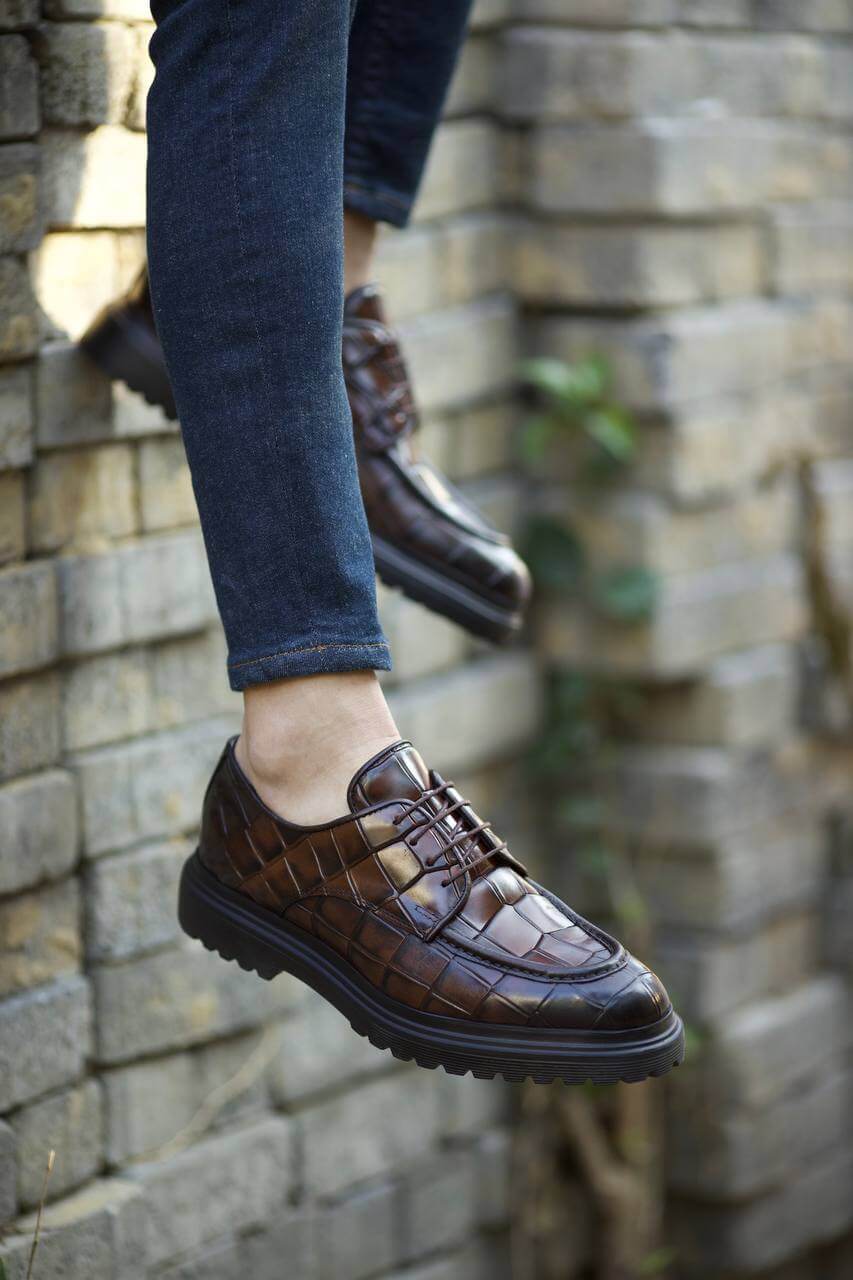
[198,738,671,1031]
[343,285,532,632]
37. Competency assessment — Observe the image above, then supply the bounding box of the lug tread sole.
[180,853,685,1087]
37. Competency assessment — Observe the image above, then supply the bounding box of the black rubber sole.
[372,533,523,646]
[80,309,178,420]
[178,851,685,1085]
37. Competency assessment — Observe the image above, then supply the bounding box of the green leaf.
[522,516,584,591]
[592,566,658,623]
[518,356,607,407]
[582,405,635,463]
[639,1246,678,1276]
[519,412,558,464]
[558,794,603,827]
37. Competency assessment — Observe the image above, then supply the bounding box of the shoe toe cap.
[538,954,672,1033]
[597,956,672,1031]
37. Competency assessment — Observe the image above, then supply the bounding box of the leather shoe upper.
[199,738,671,1032]
[342,285,532,625]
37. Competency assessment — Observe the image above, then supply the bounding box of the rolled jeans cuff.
[343,177,414,229]
[227,637,393,691]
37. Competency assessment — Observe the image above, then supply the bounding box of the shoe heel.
[80,314,178,420]
[178,852,284,981]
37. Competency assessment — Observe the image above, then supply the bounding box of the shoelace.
[396,780,509,940]
[350,325,417,438]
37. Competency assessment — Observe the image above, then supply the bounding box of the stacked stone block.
[0,1,523,1275]
[509,2,853,1275]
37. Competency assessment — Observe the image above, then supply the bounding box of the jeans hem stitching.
[229,640,391,671]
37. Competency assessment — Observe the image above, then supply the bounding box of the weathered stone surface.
[71,716,236,856]
[517,219,764,308]
[268,989,392,1108]
[389,652,541,776]
[0,1119,16,1223]
[771,200,853,293]
[86,838,189,961]
[298,1071,444,1197]
[28,443,137,553]
[397,1152,478,1264]
[654,912,820,1024]
[0,670,60,781]
[138,435,196,531]
[126,1118,294,1268]
[668,1067,850,1200]
[0,974,91,1111]
[93,940,298,1063]
[672,1149,853,1275]
[35,341,113,447]
[516,0,675,21]
[0,769,78,896]
[634,810,824,930]
[0,144,40,252]
[32,230,136,342]
[629,644,798,749]
[39,22,138,126]
[378,584,469,686]
[0,35,38,138]
[11,1079,104,1208]
[0,0,39,27]
[559,478,797,577]
[1,1177,144,1280]
[0,362,32,467]
[102,1027,270,1164]
[400,295,516,415]
[149,629,237,727]
[506,29,827,122]
[0,559,58,679]
[0,469,24,564]
[42,126,146,228]
[530,300,812,413]
[0,255,38,358]
[157,1213,315,1280]
[0,875,80,997]
[316,1182,398,1280]
[543,554,807,678]
[415,120,500,222]
[531,121,837,215]
[58,531,216,659]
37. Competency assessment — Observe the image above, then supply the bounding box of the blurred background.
[1,0,852,1277]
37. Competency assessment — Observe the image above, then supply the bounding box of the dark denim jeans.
[145,0,472,691]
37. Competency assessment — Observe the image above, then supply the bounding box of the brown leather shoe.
[81,273,532,644]
[178,738,684,1083]
[344,284,531,643]
[79,268,177,419]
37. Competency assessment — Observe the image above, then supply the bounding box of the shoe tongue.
[347,741,430,812]
[344,283,386,324]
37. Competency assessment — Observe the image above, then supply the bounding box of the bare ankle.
[236,671,399,824]
[343,209,378,295]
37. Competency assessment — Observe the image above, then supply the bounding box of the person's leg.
[146,0,397,821]
[343,0,475,234]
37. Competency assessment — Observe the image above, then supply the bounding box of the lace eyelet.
[440,879,449,888]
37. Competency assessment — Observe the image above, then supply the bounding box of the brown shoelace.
[397,780,509,939]
[354,326,417,439]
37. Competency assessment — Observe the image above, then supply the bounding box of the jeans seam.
[223,0,313,635]
[229,639,390,670]
[343,178,411,211]
[344,0,393,172]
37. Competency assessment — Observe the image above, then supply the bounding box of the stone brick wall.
[508,2,853,1277]
[2,1,853,1278]
[0,0,530,1275]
